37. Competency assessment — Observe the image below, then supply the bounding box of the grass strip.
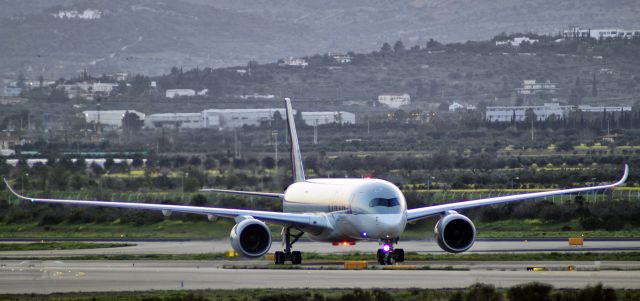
[0,242,133,251]
[3,251,640,262]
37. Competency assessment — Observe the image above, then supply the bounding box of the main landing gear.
[376,241,404,265]
[274,227,304,265]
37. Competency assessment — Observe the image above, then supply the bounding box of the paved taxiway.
[1,239,640,258]
[1,260,640,294]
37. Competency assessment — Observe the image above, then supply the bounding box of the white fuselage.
[283,178,407,242]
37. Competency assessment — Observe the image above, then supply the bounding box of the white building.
[331,53,352,64]
[496,36,539,47]
[378,93,411,108]
[449,102,476,112]
[145,113,203,129]
[302,112,356,126]
[202,108,290,129]
[165,89,196,98]
[563,27,640,39]
[92,83,117,94]
[237,93,276,100]
[516,80,558,95]
[83,110,146,128]
[577,105,632,113]
[485,103,573,122]
[279,57,308,67]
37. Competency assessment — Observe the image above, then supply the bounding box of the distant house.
[331,53,352,64]
[378,93,411,108]
[279,57,308,67]
[92,83,117,94]
[165,89,196,98]
[449,101,476,112]
[496,36,539,47]
[0,132,23,150]
[2,86,22,97]
[516,80,558,95]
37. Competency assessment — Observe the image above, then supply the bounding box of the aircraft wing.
[3,178,326,228]
[199,188,284,199]
[406,164,629,221]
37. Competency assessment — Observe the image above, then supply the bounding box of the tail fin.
[284,98,305,183]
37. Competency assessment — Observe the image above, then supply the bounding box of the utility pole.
[531,117,534,141]
[272,131,278,171]
[234,128,239,158]
[313,119,318,144]
[367,119,370,135]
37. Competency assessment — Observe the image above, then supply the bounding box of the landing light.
[361,231,368,237]
[382,244,391,253]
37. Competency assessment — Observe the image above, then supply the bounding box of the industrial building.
[301,111,356,125]
[145,113,203,129]
[378,93,411,108]
[202,109,288,128]
[577,105,632,113]
[485,103,573,122]
[145,108,356,129]
[83,110,146,128]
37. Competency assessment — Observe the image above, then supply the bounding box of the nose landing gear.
[376,242,404,265]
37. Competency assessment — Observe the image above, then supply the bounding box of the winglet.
[3,178,31,201]
[613,164,629,188]
[284,98,305,183]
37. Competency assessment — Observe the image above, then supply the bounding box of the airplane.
[3,98,629,265]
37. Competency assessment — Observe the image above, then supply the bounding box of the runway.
[1,260,640,294]
[1,239,640,258]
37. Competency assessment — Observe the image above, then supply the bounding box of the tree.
[16,73,26,90]
[129,74,150,96]
[426,38,442,48]
[393,40,405,53]
[569,76,586,106]
[122,111,143,138]
[592,72,598,97]
[380,42,392,54]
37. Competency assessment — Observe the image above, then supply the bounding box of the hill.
[0,0,639,78]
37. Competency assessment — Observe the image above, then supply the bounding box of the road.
[0,260,639,294]
[1,239,640,258]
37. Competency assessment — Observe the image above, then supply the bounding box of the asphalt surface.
[1,239,640,258]
[1,260,640,294]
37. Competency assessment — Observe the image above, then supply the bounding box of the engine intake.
[230,218,272,258]
[434,212,476,253]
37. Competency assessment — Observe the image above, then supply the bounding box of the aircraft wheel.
[393,249,405,262]
[377,249,386,265]
[274,251,286,264]
[291,251,302,265]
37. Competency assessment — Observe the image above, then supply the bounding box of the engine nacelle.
[230,218,272,258]
[434,212,476,253]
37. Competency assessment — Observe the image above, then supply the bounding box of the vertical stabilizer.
[284,98,305,183]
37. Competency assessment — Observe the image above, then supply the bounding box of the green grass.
[2,219,640,240]
[0,242,132,251]
[5,251,640,262]
[1,286,640,301]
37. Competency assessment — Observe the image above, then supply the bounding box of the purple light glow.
[362,232,368,237]
[382,244,391,252]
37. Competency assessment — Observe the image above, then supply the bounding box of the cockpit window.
[369,198,400,207]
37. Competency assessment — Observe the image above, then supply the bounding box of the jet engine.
[230,218,272,258]
[434,211,476,253]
